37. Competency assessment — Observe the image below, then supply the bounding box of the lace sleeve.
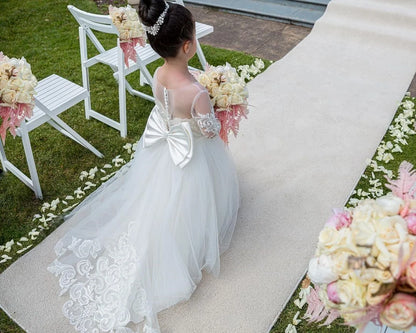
[191,89,221,138]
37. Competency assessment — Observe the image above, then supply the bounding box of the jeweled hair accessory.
[144,1,169,36]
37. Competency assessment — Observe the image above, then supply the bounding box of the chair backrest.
[68,5,118,54]
[68,5,116,34]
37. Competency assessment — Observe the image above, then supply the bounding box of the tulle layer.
[47,134,239,333]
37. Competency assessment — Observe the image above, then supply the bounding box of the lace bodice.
[152,67,221,138]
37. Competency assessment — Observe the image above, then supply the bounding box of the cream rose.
[2,89,17,104]
[219,83,233,95]
[407,261,416,290]
[16,91,32,104]
[8,77,24,91]
[0,77,8,90]
[380,293,416,330]
[119,31,130,40]
[230,93,244,105]
[328,251,351,277]
[353,217,377,247]
[376,215,407,246]
[365,281,385,306]
[197,73,210,88]
[0,62,13,76]
[337,279,366,308]
[216,95,229,109]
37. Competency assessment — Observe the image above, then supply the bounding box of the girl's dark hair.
[139,0,195,58]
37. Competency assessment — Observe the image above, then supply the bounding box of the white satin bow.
[143,107,194,168]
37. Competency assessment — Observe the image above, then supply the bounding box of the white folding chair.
[0,74,103,199]
[67,4,213,138]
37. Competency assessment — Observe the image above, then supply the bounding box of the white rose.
[254,58,265,69]
[18,65,33,81]
[376,194,404,216]
[307,255,338,284]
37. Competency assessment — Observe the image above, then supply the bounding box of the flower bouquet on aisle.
[305,161,416,332]
[0,52,37,144]
[109,5,146,67]
[195,63,249,144]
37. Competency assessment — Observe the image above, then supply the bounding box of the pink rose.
[325,209,352,230]
[327,281,341,304]
[380,293,416,330]
[405,211,416,235]
[407,261,416,290]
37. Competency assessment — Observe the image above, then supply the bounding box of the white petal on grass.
[285,324,297,333]
[16,244,33,254]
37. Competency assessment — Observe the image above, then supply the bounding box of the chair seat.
[22,74,88,133]
[92,22,214,73]
[94,43,160,74]
[195,21,213,39]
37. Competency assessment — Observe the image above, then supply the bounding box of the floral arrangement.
[109,5,146,67]
[196,62,249,144]
[0,52,37,144]
[306,161,416,332]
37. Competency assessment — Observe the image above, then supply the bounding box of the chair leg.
[79,27,92,120]
[0,140,8,172]
[117,39,127,138]
[44,116,103,158]
[196,40,208,69]
[140,71,149,87]
[20,123,43,199]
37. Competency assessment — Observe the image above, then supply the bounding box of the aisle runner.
[1,0,416,332]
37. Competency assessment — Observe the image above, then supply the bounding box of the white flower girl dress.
[47,67,240,333]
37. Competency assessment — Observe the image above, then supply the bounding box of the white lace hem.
[47,221,161,333]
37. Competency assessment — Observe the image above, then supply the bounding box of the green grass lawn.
[0,0,271,331]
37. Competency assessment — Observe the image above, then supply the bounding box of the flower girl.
[47,1,240,332]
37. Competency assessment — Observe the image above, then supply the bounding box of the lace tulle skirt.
[47,133,239,333]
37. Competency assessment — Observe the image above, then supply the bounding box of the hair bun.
[138,0,167,26]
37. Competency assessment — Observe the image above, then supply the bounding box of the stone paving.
[187,4,416,96]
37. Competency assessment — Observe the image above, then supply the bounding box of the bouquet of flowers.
[196,63,249,144]
[0,52,37,144]
[306,161,416,332]
[109,5,146,67]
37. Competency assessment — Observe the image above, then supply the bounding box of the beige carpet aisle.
[1,0,416,332]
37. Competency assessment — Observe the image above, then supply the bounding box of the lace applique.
[47,221,157,333]
[193,110,221,138]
